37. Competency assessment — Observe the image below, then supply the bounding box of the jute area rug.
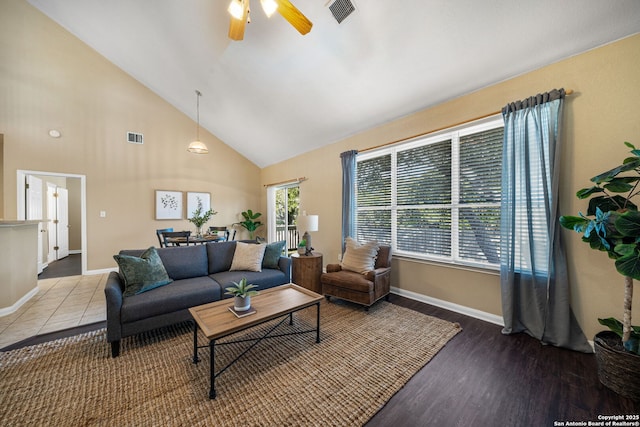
[1,300,461,426]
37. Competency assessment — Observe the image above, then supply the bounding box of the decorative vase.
[594,330,640,401]
[298,247,305,255]
[234,295,251,312]
[195,226,203,238]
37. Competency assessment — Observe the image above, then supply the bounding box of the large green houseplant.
[560,142,640,351]
[235,209,263,240]
[560,142,640,398]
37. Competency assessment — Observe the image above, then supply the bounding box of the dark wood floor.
[367,295,640,426]
[37,254,81,279]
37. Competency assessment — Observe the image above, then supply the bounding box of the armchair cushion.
[341,237,379,274]
[321,269,373,293]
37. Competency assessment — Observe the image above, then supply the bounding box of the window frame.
[355,115,504,271]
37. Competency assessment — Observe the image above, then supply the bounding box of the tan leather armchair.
[321,245,392,310]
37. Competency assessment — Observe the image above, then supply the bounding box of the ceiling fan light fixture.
[260,0,278,17]
[228,0,244,20]
[187,90,209,154]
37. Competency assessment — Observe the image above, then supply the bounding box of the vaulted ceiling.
[27,0,640,167]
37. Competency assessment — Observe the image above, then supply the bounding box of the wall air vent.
[327,0,355,24]
[127,132,144,145]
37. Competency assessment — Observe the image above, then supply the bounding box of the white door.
[26,175,44,273]
[46,183,57,263]
[56,187,70,259]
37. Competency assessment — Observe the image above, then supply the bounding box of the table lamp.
[297,213,319,256]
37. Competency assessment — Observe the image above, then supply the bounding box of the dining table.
[166,235,224,245]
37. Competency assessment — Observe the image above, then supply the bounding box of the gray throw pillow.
[114,246,173,297]
[262,240,286,269]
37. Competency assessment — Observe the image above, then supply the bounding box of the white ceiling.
[27,0,640,167]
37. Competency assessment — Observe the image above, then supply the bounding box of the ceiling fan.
[227,0,313,41]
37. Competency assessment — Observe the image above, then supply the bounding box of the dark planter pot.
[594,331,640,401]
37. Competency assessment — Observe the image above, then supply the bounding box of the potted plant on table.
[224,278,259,312]
[188,197,217,237]
[560,141,640,400]
[235,209,263,240]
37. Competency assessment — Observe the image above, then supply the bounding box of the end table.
[291,252,323,294]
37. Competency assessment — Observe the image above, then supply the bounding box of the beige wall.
[261,34,640,339]
[3,0,640,340]
[0,1,262,271]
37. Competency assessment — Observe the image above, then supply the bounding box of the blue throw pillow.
[262,240,286,269]
[114,246,173,297]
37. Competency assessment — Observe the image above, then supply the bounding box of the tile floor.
[0,274,107,349]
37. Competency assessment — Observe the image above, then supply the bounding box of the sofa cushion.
[230,242,266,272]
[120,245,208,280]
[206,241,237,274]
[120,276,221,323]
[210,269,288,297]
[262,240,286,269]
[341,237,380,274]
[113,247,173,297]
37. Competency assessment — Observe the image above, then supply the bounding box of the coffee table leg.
[316,302,321,343]
[209,339,216,399]
[193,321,199,364]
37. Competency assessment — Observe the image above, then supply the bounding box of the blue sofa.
[105,241,291,357]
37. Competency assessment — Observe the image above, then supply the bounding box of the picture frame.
[155,190,183,220]
[187,192,211,219]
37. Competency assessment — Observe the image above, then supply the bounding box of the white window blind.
[356,117,504,269]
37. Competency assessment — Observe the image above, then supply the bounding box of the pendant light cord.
[195,90,202,141]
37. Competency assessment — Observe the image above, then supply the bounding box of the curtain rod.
[263,176,308,187]
[361,89,574,154]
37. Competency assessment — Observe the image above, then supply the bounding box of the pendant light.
[187,90,209,154]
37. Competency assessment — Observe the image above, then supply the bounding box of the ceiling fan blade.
[275,0,312,35]
[228,1,250,41]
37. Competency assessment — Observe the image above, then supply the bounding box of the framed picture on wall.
[187,192,211,219]
[155,190,183,220]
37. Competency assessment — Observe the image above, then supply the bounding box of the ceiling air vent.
[127,132,143,145]
[327,0,355,24]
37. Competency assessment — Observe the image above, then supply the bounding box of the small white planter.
[234,295,251,312]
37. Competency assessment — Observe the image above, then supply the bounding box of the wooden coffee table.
[189,283,323,399]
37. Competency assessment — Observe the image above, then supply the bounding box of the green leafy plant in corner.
[560,142,640,354]
[235,209,263,239]
[224,277,259,298]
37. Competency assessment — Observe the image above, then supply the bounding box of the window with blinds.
[356,117,504,269]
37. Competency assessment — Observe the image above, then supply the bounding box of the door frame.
[17,170,87,275]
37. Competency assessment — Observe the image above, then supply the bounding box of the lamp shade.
[297,214,318,233]
[187,140,209,154]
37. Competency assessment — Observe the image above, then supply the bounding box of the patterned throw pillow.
[262,240,286,269]
[230,242,267,272]
[341,237,380,274]
[113,246,173,297]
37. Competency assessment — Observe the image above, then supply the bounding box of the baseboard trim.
[391,286,504,326]
[85,267,117,276]
[0,286,39,317]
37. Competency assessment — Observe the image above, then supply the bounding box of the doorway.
[17,170,87,276]
[270,183,301,252]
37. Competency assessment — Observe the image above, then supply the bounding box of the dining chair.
[161,230,191,246]
[156,228,174,248]
[208,226,229,242]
